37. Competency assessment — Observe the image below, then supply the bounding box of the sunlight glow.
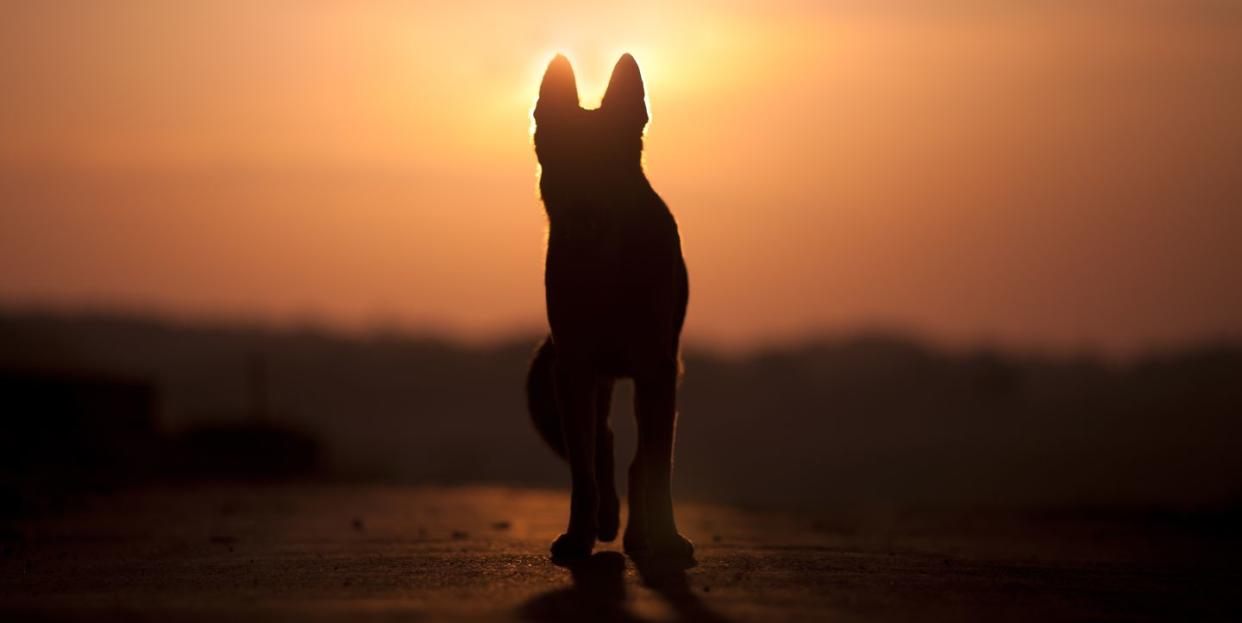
[3,1,1241,353]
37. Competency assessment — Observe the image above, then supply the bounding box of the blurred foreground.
[0,484,1237,622]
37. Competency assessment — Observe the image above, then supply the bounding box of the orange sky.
[2,1,1240,354]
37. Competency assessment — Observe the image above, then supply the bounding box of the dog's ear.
[602,54,648,129]
[535,54,579,124]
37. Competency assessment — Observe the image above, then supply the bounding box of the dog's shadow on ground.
[520,552,732,623]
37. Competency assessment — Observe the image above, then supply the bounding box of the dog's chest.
[547,205,648,263]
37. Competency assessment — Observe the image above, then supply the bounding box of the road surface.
[1,484,1237,621]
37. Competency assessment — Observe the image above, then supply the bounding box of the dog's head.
[533,54,649,196]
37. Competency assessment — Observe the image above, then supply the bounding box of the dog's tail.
[526,336,567,460]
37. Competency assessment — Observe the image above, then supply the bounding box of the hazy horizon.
[3,1,1240,356]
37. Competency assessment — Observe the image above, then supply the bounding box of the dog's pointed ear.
[535,54,579,123]
[602,53,648,128]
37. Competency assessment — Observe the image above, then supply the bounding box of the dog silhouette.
[526,54,693,563]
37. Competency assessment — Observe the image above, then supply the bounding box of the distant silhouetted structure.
[0,336,320,514]
[0,367,157,514]
[169,350,321,479]
[526,54,693,562]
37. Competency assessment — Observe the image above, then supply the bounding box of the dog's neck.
[540,169,652,220]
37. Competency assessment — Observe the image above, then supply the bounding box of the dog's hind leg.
[595,378,620,542]
[550,355,599,559]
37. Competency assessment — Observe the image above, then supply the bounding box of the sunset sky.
[2,1,1240,354]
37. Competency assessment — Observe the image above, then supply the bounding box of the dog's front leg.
[550,357,598,559]
[595,379,621,542]
[625,363,694,563]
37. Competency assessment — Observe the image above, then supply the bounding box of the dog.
[526,54,693,562]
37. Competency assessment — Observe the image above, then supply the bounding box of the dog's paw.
[597,495,621,542]
[550,531,595,561]
[623,530,695,567]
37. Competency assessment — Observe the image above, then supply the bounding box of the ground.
[0,484,1237,622]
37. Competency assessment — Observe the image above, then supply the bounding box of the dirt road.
[0,485,1236,621]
